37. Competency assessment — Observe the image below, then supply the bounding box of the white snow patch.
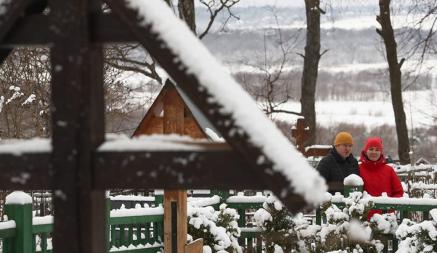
[33,216,53,225]
[0,138,51,155]
[0,220,16,230]
[5,191,32,205]
[344,174,364,186]
[110,206,164,218]
[99,134,211,152]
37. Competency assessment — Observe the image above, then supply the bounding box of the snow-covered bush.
[254,193,392,252]
[320,192,390,253]
[188,204,241,253]
[254,196,319,252]
[395,209,437,253]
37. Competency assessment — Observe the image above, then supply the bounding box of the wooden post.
[3,192,33,253]
[163,86,188,253]
[49,1,106,253]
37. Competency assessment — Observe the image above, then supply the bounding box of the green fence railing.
[1,190,436,253]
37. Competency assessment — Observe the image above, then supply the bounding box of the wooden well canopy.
[0,0,326,253]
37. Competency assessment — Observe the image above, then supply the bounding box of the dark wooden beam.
[104,0,308,213]
[0,14,136,47]
[94,149,260,190]
[0,48,11,64]
[0,0,28,41]
[0,153,52,189]
[49,0,105,252]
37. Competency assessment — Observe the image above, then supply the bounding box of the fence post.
[154,190,164,206]
[106,193,111,252]
[3,191,33,253]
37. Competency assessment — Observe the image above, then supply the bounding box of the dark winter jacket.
[316,147,359,194]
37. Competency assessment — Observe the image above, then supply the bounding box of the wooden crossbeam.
[104,0,308,213]
[0,0,48,63]
[0,153,52,189]
[0,146,258,190]
[0,14,137,47]
[94,149,259,190]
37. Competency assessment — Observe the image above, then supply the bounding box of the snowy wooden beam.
[104,0,326,212]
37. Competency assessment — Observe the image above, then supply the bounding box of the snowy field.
[268,90,437,129]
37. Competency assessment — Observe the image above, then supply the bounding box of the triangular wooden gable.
[133,81,207,139]
[0,1,326,252]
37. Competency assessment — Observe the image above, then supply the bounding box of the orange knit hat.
[334,132,353,146]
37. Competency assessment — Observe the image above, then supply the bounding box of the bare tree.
[0,47,140,137]
[238,10,302,119]
[299,0,327,146]
[198,0,240,39]
[178,0,196,33]
[377,0,411,164]
[399,0,437,63]
[106,0,241,85]
[0,48,51,138]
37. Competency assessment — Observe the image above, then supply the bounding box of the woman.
[359,137,403,218]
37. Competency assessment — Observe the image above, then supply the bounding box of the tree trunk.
[378,0,411,164]
[300,0,321,146]
[178,0,196,34]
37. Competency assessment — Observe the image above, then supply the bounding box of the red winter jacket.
[359,151,403,218]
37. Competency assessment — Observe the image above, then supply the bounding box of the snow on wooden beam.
[104,0,326,212]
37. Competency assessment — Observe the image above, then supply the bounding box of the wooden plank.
[163,84,187,253]
[163,86,184,134]
[184,117,206,139]
[132,83,169,136]
[164,191,187,253]
[0,153,52,189]
[49,0,105,253]
[104,0,308,213]
[94,150,261,189]
[185,239,203,253]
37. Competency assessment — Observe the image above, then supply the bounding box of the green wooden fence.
[0,196,164,253]
[0,190,436,253]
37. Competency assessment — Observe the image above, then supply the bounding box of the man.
[317,131,359,194]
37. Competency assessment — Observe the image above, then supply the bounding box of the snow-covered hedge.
[395,209,437,253]
[187,204,241,253]
[254,196,320,252]
[253,193,437,253]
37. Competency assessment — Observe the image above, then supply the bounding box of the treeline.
[234,69,433,101]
